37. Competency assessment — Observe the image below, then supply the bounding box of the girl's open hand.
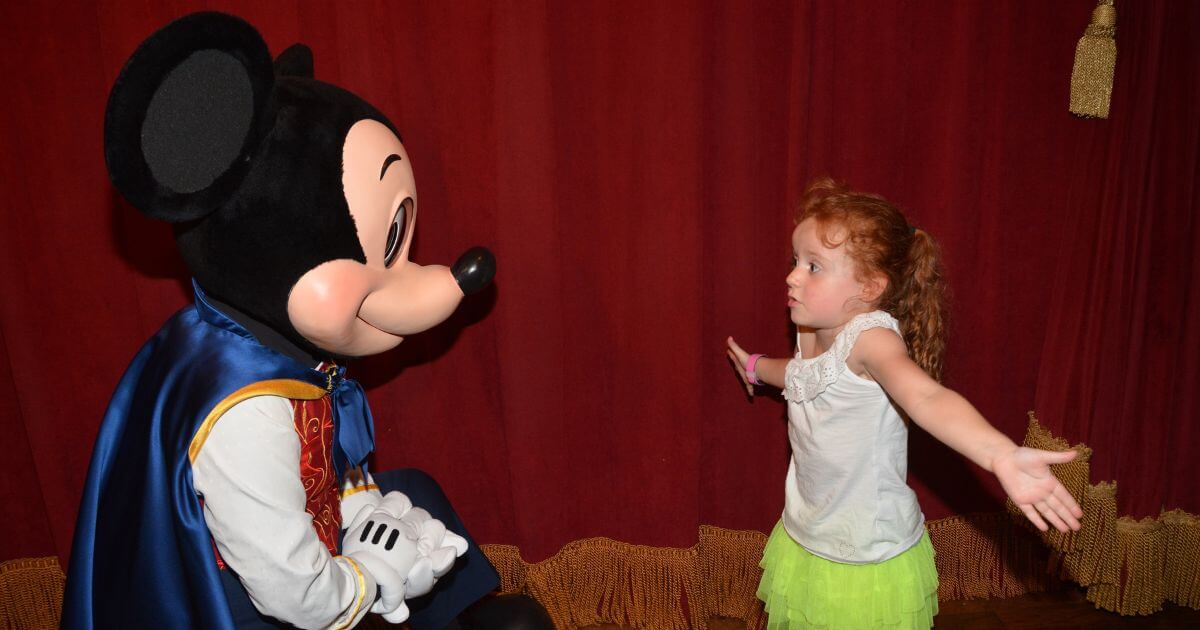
[725,337,753,396]
[992,446,1083,533]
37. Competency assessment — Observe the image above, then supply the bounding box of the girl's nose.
[786,269,802,288]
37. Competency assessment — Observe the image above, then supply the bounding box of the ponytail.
[890,228,946,380]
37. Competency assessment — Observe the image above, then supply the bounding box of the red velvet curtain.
[1032,1,1200,519]
[0,1,1195,566]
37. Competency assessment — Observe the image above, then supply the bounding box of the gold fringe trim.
[1162,510,1200,609]
[6,416,1199,628]
[481,544,529,595]
[927,512,1051,601]
[475,414,1197,623]
[0,557,65,629]
[484,537,700,629]
[480,514,1057,628]
[695,525,769,629]
[1087,517,1167,615]
[1004,414,1200,616]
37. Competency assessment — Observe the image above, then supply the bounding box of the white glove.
[344,547,411,624]
[342,492,469,623]
[340,488,385,529]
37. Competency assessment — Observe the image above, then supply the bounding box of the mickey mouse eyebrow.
[379,154,402,180]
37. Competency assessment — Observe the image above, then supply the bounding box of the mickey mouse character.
[62,12,549,630]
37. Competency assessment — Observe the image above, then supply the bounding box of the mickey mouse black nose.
[452,247,496,296]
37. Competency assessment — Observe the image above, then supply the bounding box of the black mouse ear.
[104,12,275,223]
[274,44,314,78]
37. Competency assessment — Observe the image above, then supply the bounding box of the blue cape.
[62,282,375,629]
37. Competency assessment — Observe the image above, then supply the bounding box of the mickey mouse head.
[105,11,494,359]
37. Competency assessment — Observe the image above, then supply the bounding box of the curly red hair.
[797,177,947,380]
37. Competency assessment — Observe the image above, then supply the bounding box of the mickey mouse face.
[345,121,418,271]
[287,119,479,356]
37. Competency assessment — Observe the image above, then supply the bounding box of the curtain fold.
[0,0,1194,567]
[1033,0,1200,519]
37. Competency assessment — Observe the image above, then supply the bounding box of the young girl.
[726,178,1083,629]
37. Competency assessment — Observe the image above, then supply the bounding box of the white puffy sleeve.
[191,395,375,630]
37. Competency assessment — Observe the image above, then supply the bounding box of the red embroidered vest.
[211,393,342,568]
[292,395,343,553]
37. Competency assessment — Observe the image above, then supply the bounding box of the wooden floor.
[934,586,1200,629]
[582,586,1200,629]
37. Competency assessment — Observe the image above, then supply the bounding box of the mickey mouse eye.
[383,198,413,267]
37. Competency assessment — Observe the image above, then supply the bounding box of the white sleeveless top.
[780,310,925,564]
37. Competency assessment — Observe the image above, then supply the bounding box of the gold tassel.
[1070,0,1118,118]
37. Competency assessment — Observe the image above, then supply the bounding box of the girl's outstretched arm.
[726,337,788,393]
[851,328,1084,533]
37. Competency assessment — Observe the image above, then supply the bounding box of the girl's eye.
[808,262,820,273]
[790,256,799,268]
[383,198,413,267]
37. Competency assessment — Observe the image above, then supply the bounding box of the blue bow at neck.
[327,365,376,478]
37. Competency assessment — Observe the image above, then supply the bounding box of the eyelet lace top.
[783,310,902,403]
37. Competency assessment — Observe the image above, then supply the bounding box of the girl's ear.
[104,12,276,223]
[861,275,888,304]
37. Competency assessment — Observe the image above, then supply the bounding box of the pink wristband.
[746,353,765,386]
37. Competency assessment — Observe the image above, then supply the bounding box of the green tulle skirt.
[757,521,939,629]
